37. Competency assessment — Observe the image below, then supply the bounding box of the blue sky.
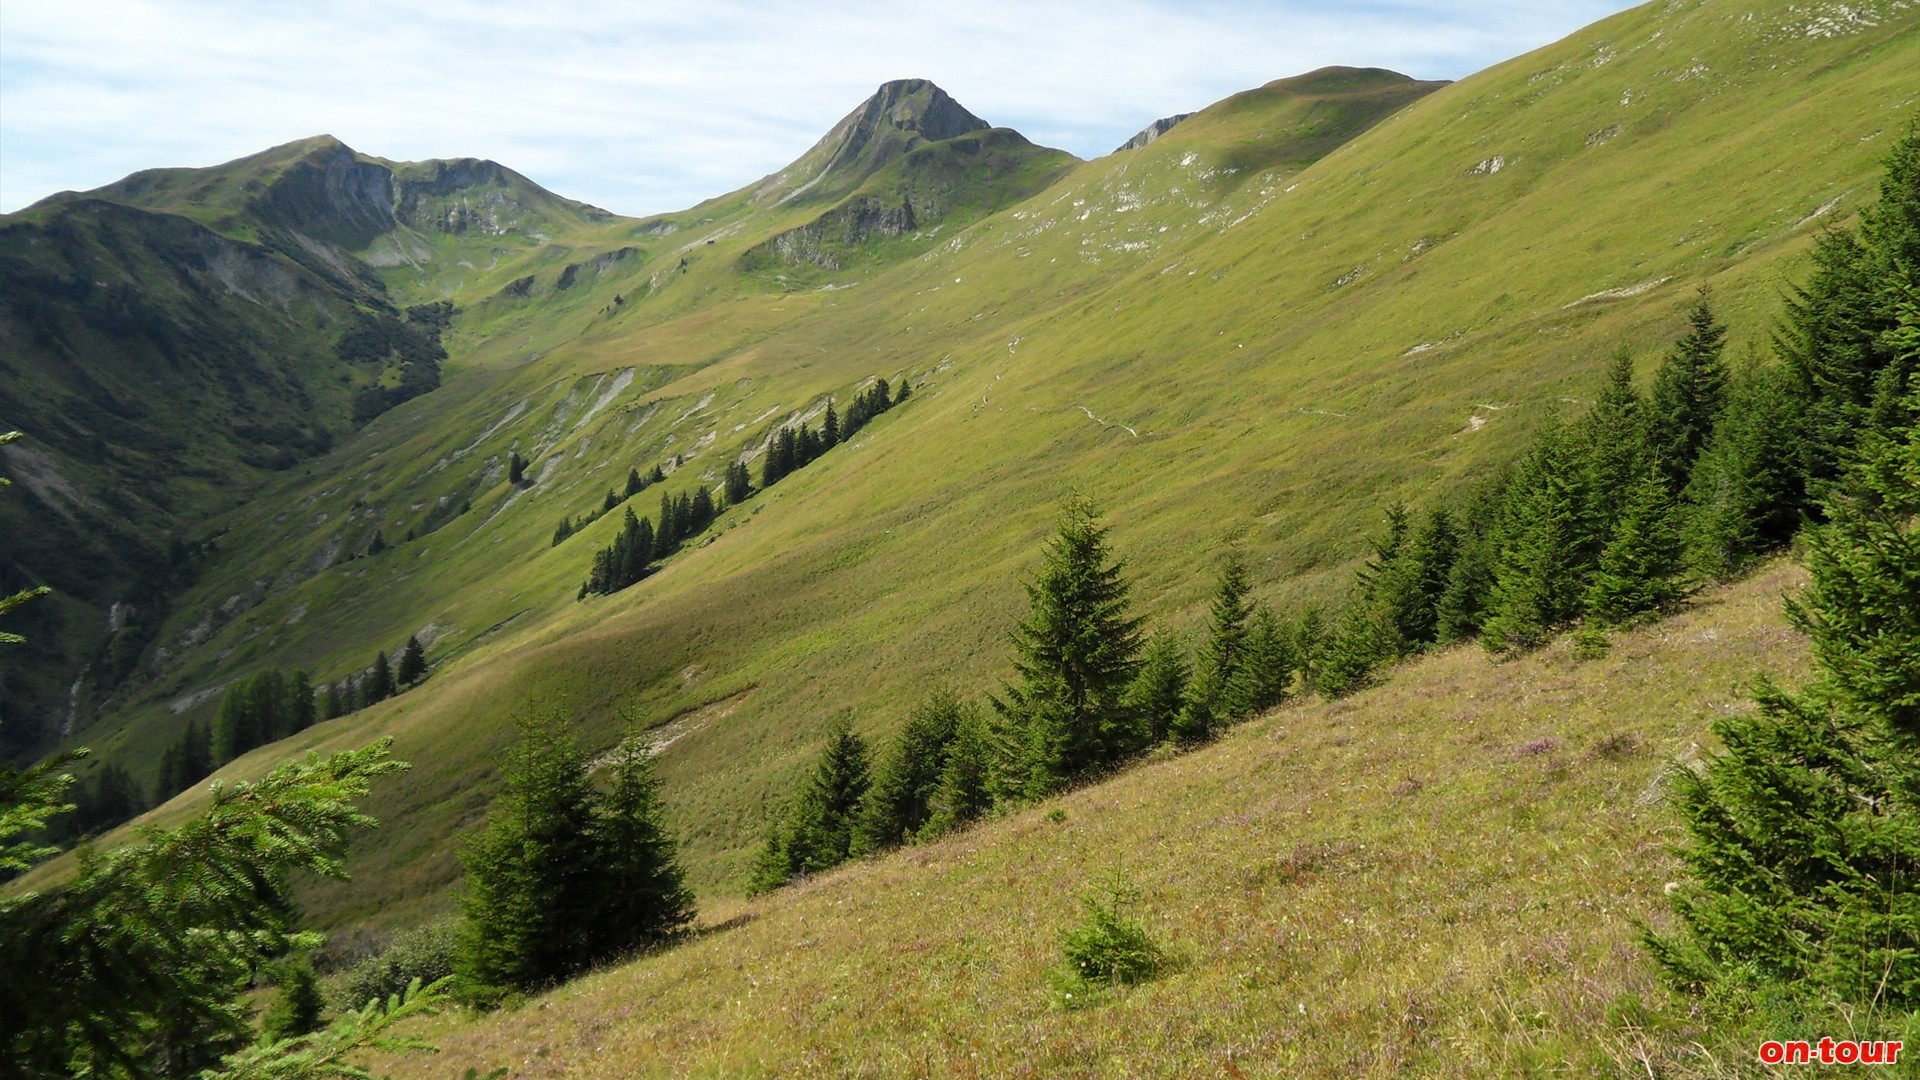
[0,0,1635,217]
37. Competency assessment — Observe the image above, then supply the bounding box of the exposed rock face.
[1114,113,1194,154]
[555,246,639,289]
[258,142,397,248]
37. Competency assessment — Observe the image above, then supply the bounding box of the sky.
[0,0,1636,218]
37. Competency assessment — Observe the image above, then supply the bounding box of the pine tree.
[625,466,644,498]
[851,691,964,856]
[1481,413,1599,653]
[1647,405,1920,1009]
[1582,466,1687,627]
[1125,632,1189,749]
[456,711,603,1002]
[552,516,576,546]
[822,402,840,447]
[324,682,347,721]
[1176,551,1253,742]
[895,377,911,404]
[397,636,428,686]
[989,499,1144,791]
[1435,470,1511,644]
[508,451,526,486]
[1647,291,1731,494]
[602,489,619,513]
[366,529,387,557]
[1315,599,1388,699]
[589,732,695,957]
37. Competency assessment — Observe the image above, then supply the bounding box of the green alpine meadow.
[2,0,1918,1073]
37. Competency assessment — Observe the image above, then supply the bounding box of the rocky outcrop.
[1114,113,1194,154]
[555,247,639,290]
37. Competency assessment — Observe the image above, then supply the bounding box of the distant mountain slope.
[751,78,994,208]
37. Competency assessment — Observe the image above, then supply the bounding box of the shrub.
[330,919,458,1013]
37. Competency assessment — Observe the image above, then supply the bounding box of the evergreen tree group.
[456,712,693,1003]
[209,670,317,768]
[1647,394,1920,1012]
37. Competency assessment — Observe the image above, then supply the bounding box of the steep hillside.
[13,0,1918,946]
[400,562,1811,1076]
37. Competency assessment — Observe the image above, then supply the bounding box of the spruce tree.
[1481,412,1599,653]
[1647,291,1731,494]
[823,402,840,448]
[761,717,871,884]
[1175,550,1254,742]
[288,671,316,733]
[508,452,526,486]
[456,711,603,1002]
[1125,632,1189,749]
[1647,405,1920,1009]
[1778,125,1920,496]
[1435,470,1511,644]
[1684,362,1810,577]
[366,651,395,705]
[1581,465,1687,627]
[397,636,428,686]
[589,731,695,957]
[324,682,346,721]
[989,499,1144,790]
[1291,604,1326,691]
[1579,349,1651,535]
[851,691,965,856]
[625,466,643,497]
[261,955,326,1043]
[919,706,993,841]
[1228,604,1296,716]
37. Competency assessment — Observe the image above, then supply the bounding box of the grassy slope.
[27,0,1918,935]
[396,561,1813,1078]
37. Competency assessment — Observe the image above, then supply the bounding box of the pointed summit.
[756,79,992,207]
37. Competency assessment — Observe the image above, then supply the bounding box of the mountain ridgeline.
[2,3,1919,1069]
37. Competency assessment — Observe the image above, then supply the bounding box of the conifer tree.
[1685,362,1811,577]
[1648,292,1731,494]
[1435,470,1511,644]
[1125,632,1189,749]
[755,717,872,887]
[1291,604,1326,691]
[366,651,395,705]
[397,636,428,686]
[508,451,526,486]
[0,740,405,1076]
[288,671,316,734]
[1582,466,1687,627]
[1647,404,1920,1009]
[919,706,993,841]
[589,731,695,957]
[1481,412,1599,653]
[1778,125,1920,496]
[625,466,644,498]
[725,461,752,506]
[895,377,911,404]
[552,516,576,546]
[456,712,603,1002]
[1228,605,1296,716]
[1315,599,1389,699]
[261,955,326,1043]
[989,499,1144,791]
[365,529,387,557]
[1578,349,1651,535]
[602,490,619,513]
[822,402,840,448]
[1176,551,1253,742]
[851,691,965,856]
[650,464,666,484]
[323,682,347,721]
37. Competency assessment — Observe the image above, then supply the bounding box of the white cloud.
[0,0,1633,215]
